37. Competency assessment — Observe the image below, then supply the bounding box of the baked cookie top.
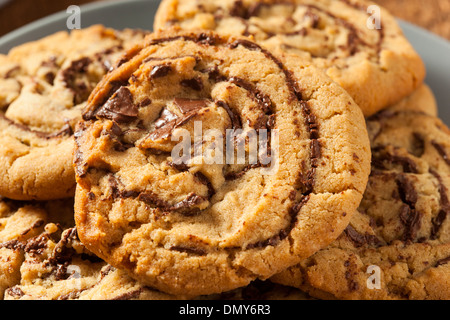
[0,25,148,200]
[387,84,437,116]
[154,0,426,116]
[272,99,450,300]
[4,226,184,300]
[0,197,183,300]
[74,28,370,296]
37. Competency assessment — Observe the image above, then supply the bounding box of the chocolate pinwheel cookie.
[154,0,426,116]
[74,28,371,295]
[0,25,147,200]
[272,102,450,300]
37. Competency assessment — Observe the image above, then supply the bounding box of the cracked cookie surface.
[0,198,184,300]
[0,197,74,299]
[74,28,370,295]
[0,25,148,200]
[272,94,450,300]
[154,0,425,116]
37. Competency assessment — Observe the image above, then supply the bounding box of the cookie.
[74,28,371,296]
[0,25,148,200]
[0,198,74,299]
[4,225,185,300]
[387,84,437,116]
[154,0,426,116]
[272,105,450,300]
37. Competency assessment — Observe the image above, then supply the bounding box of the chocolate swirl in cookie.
[272,104,450,300]
[74,29,370,296]
[155,0,425,116]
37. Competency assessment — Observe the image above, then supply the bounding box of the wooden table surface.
[0,0,449,40]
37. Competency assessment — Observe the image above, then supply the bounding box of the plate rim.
[1,0,450,51]
[0,0,153,52]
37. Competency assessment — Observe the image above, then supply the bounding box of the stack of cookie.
[0,0,448,300]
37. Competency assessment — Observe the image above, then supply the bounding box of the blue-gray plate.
[0,0,448,124]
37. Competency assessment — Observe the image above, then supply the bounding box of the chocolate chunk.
[147,105,202,142]
[24,234,49,256]
[204,66,227,82]
[5,287,24,298]
[174,98,208,114]
[138,98,152,108]
[0,239,25,250]
[436,256,450,267]
[396,175,421,241]
[138,192,206,216]
[170,193,206,212]
[230,0,247,18]
[344,225,381,247]
[150,64,172,79]
[396,175,418,207]
[196,33,218,46]
[61,57,93,104]
[180,77,204,91]
[168,161,190,172]
[170,246,206,256]
[148,108,179,141]
[155,108,178,129]
[429,169,450,239]
[96,87,139,123]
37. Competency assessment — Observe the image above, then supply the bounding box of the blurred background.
[0,0,449,40]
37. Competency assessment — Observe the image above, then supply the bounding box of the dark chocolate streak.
[429,169,450,240]
[170,245,207,256]
[344,225,381,247]
[431,140,450,166]
[436,256,450,267]
[226,40,321,201]
[396,174,421,242]
[245,195,310,250]
[107,174,208,216]
[371,147,419,174]
[0,113,73,140]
